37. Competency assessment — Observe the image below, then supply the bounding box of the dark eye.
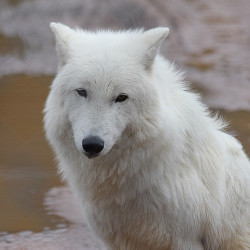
[115,94,128,103]
[76,88,87,97]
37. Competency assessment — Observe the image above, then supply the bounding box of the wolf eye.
[76,88,87,97]
[115,94,128,103]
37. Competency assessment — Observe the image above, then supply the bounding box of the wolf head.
[45,23,169,159]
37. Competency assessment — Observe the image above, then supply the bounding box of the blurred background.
[0,0,249,248]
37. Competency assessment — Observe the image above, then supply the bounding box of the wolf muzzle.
[82,136,104,158]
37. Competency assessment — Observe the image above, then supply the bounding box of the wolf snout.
[82,136,104,157]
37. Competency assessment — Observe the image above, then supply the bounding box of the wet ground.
[0,0,249,249]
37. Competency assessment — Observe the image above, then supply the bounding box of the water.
[0,0,249,247]
[0,74,68,233]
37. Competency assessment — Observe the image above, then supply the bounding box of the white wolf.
[44,22,250,250]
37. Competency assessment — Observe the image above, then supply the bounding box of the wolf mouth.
[84,152,99,159]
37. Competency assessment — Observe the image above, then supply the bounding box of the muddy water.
[0,74,69,233]
[0,0,249,247]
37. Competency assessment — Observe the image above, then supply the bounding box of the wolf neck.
[75,129,167,203]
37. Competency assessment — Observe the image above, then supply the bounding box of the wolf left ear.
[50,22,75,68]
[142,27,169,70]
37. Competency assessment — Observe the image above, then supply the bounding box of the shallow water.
[0,74,69,233]
[0,0,249,245]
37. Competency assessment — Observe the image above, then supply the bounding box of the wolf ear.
[50,22,74,68]
[142,27,169,70]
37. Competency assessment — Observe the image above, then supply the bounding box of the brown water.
[0,74,69,234]
[0,0,249,245]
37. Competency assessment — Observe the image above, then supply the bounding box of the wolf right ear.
[50,22,75,68]
[142,27,169,70]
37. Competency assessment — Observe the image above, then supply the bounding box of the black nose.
[82,136,104,155]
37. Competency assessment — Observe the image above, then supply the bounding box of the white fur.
[44,23,250,250]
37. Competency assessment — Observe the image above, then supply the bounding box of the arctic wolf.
[44,22,250,250]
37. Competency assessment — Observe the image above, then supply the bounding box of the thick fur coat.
[44,23,250,250]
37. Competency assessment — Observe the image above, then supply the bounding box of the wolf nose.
[82,136,104,155]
